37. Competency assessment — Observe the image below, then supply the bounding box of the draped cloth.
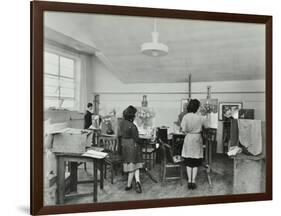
[238,119,262,156]
[229,119,239,147]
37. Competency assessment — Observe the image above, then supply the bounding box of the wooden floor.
[65,154,233,205]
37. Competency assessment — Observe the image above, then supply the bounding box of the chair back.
[98,135,119,153]
[158,139,174,164]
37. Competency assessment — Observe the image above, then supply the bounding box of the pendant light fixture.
[141,19,168,57]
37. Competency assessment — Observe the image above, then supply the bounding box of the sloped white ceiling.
[44,12,265,83]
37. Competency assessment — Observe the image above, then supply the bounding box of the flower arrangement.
[135,107,155,129]
[136,108,155,119]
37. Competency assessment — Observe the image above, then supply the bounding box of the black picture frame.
[31,1,272,215]
[219,102,243,121]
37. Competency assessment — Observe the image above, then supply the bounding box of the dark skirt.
[183,157,202,168]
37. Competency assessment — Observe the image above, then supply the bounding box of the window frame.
[44,44,80,110]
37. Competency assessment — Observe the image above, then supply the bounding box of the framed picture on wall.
[219,102,243,121]
[31,1,272,215]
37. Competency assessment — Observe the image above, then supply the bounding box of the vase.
[141,95,148,107]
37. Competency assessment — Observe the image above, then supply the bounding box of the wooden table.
[55,153,104,204]
[232,153,265,194]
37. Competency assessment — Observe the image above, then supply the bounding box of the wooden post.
[188,73,192,100]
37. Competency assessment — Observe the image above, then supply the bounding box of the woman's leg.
[134,169,142,193]
[134,169,140,183]
[191,167,198,183]
[186,166,192,182]
[127,171,134,187]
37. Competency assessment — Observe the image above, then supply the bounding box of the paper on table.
[82,150,108,159]
[65,128,84,134]
[51,128,87,135]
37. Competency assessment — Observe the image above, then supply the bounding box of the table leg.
[99,161,104,189]
[57,157,65,204]
[93,160,98,202]
[69,162,78,192]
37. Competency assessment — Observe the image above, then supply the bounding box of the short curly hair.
[187,99,200,113]
[123,105,137,121]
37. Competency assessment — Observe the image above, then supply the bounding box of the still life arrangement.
[135,107,155,130]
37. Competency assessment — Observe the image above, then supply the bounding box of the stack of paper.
[82,150,108,159]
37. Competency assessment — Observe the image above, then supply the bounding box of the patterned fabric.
[123,162,143,172]
[181,113,207,159]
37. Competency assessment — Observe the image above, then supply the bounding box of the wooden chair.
[98,135,122,184]
[142,139,157,170]
[158,139,183,185]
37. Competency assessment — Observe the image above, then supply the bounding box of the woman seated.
[181,99,208,190]
[119,105,143,193]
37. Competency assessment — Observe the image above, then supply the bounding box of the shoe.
[187,183,192,189]
[135,182,142,193]
[125,185,132,191]
[191,183,197,190]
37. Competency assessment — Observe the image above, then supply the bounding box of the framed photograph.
[31,1,272,215]
[219,102,243,121]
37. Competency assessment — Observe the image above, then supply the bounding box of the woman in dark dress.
[119,105,143,193]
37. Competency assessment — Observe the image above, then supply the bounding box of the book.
[82,149,108,159]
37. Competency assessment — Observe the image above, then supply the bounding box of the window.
[44,51,77,110]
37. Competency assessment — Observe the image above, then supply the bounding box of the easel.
[202,128,216,187]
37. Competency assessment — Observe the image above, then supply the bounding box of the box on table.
[52,129,92,154]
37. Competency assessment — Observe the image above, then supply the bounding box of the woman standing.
[119,105,143,193]
[181,99,208,189]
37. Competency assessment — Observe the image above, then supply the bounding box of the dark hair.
[187,99,200,113]
[123,105,137,122]
[87,102,93,108]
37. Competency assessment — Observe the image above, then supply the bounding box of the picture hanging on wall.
[219,102,243,121]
